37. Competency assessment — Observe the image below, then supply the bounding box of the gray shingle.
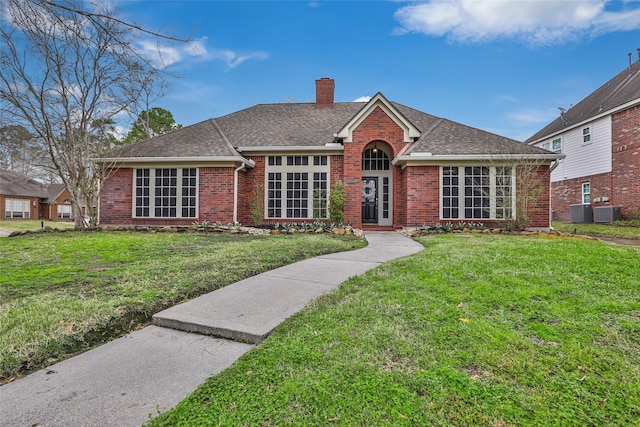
[102,97,548,159]
[0,169,49,198]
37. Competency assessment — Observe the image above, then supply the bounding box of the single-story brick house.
[96,79,562,230]
[1,169,73,221]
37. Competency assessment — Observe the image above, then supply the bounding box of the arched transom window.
[362,146,390,171]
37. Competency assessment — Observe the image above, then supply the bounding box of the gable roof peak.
[336,92,421,143]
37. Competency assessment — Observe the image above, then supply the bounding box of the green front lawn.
[148,234,640,426]
[0,231,365,382]
[0,219,75,232]
[553,220,640,240]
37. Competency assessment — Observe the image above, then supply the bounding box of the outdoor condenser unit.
[570,204,593,223]
[593,206,622,223]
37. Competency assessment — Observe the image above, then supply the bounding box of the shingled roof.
[526,59,640,144]
[101,95,551,164]
[0,169,49,198]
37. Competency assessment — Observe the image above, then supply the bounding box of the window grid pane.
[495,167,513,219]
[286,172,308,218]
[312,172,328,219]
[267,172,282,217]
[181,168,197,218]
[135,169,150,217]
[286,156,309,166]
[362,147,390,171]
[464,167,490,219]
[382,177,390,219]
[442,167,459,219]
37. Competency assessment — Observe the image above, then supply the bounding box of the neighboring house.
[0,169,73,221]
[96,78,561,230]
[527,57,640,221]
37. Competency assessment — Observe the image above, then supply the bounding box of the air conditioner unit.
[570,204,593,223]
[593,206,622,223]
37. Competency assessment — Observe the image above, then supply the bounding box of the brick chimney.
[315,78,334,109]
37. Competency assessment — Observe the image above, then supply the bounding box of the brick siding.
[612,104,640,219]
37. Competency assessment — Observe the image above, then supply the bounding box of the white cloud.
[507,107,558,125]
[137,37,268,70]
[210,50,270,70]
[393,0,640,44]
[353,96,372,102]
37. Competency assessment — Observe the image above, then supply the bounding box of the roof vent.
[315,78,334,109]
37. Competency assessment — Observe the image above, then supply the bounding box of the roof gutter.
[93,156,256,168]
[392,153,565,166]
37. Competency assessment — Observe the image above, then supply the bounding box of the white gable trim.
[336,92,420,143]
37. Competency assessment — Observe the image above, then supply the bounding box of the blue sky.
[118,0,640,141]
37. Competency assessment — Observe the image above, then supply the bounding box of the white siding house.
[527,58,640,221]
[538,116,612,183]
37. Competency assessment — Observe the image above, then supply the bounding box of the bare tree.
[0,0,176,227]
[489,142,563,231]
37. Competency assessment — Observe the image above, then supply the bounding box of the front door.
[362,177,378,223]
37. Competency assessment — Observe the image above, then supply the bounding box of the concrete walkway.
[0,232,423,427]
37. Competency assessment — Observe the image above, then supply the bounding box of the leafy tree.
[123,107,182,145]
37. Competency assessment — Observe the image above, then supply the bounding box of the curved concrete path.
[0,232,423,427]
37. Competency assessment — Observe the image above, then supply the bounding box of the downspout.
[233,163,246,225]
[549,159,560,228]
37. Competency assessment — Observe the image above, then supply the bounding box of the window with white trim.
[441,166,515,220]
[5,198,30,218]
[582,182,590,204]
[582,127,591,144]
[133,168,197,218]
[552,138,562,154]
[495,166,513,220]
[266,155,329,219]
[57,204,72,219]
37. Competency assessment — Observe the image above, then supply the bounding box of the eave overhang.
[392,153,565,168]
[93,156,256,169]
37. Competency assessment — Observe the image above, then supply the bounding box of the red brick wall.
[612,104,640,219]
[198,167,235,223]
[237,156,264,225]
[404,165,440,226]
[519,165,552,228]
[550,172,610,222]
[99,168,133,224]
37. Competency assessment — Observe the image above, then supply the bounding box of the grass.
[0,219,75,232]
[0,230,365,382]
[147,234,640,426]
[553,220,640,240]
